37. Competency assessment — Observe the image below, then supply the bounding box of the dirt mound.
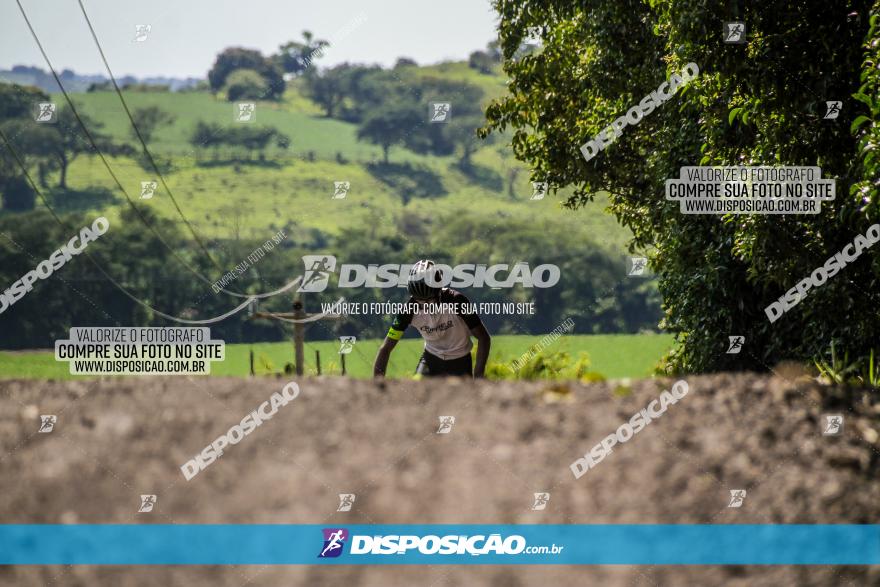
[1,373,878,586]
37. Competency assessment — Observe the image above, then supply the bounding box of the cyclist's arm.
[470,323,491,378]
[448,290,490,378]
[373,336,398,378]
[374,312,411,378]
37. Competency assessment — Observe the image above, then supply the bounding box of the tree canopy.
[482,0,880,373]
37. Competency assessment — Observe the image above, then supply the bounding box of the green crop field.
[0,333,673,381]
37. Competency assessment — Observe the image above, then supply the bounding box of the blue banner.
[1,524,878,565]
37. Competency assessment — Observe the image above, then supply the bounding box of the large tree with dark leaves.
[482,0,879,375]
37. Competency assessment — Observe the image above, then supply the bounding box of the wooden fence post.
[293,299,305,376]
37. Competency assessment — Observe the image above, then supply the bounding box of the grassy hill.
[35,63,634,255]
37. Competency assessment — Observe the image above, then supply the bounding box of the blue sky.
[1,0,500,78]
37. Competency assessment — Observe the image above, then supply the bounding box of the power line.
[0,125,305,324]
[74,0,233,278]
[12,0,255,299]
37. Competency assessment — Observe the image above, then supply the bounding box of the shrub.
[225,69,268,101]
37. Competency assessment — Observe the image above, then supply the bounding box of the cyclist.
[373,259,491,378]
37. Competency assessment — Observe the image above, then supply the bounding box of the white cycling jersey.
[386,288,483,360]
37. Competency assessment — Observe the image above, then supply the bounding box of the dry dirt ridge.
[0,373,878,586]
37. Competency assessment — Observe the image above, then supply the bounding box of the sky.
[0,0,500,78]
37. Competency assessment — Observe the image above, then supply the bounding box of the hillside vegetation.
[0,55,660,349]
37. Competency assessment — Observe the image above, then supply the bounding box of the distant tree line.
[0,206,661,349]
[188,122,290,161]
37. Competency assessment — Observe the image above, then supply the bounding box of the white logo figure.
[822,414,843,436]
[727,489,746,508]
[430,102,451,123]
[531,492,550,510]
[824,101,842,120]
[726,336,745,354]
[297,255,336,293]
[339,336,356,354]
[524,26,542,46]
[531,181,547,200]
[38,415,57,433]
[436,416,455,434]
[35,102,56,123]
[133,24,151,42]
[138,494,157,513]
[140,181,157,200]
[629,256,648,276]
[724,22,746,44]
[337,493,356,512]
[333,181,350,199]
[236,102,256,123]
[321,529,346,557]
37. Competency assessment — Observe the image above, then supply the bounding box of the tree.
[486,40,503,63]
[482,0,878,373]
[224,69,269,101]
[188,122,288,161]
[129,105,175,144]
[275,31,329,77]
[51,105,123,189]
[1,176,35,211]
[207,48,284,100]
[227,126,289,160]
[1,118,57,185]
[468,50,494,74]
[394,57,418,68]
[357,100,422,163]
[336,66,392,122]
[408,78,486,164]
[189,121,227,160]
[303,64,350,118]
[4,105,124,189]
[0,83,48,120]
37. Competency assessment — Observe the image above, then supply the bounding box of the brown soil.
[0,373,878,586]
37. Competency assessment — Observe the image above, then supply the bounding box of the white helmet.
[407,259,442,299]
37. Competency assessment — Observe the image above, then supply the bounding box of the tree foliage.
[188,121,290,159]
[207,48,284,100]
[129,105,176,144]
[482,0,880,373]
[224,69,269,101]
[275,30,329,77]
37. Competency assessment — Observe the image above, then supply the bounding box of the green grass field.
[33,82,633,251]
[0,334,673,380]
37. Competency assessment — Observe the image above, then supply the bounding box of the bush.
[224,69,268,101]
[486,350,604,381]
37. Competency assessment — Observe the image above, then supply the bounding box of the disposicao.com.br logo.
[317,528,564,558]
[296,256,560,292]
